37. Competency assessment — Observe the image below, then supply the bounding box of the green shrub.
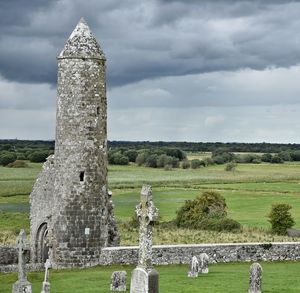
[146,154,158,168]
[261,153,272,162]
[0,152,17,166]
[124,150,138,162]
[271,155,283,164]
[6,160,29,168]
[135,152,149,166]
[28,151,49,163]
[175,191,242,232]
[181,160,190,169]
[225,162,237,172]
[108,151,129,165]
[268,203,295,235]
[191,159,204,169]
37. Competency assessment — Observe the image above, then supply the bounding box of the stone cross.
[136,185,158,269]
[41,259,51,293]
[130,185,159,293]
[188,256,199,278]
[12,229,32,293]
[248,263,263,293]
[17,229,30,281]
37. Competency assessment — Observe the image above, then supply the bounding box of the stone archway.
[36,223,49,263]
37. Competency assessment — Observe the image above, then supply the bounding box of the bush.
[268,203,295,235]
[175,191,241,232]
[181,160,190,169]
[6,160,29,168]
[146,154,158,168]
[0,152,17,166]
[135,152,149,166]
[225,162,237,172]
[203,157,214,166]
[271,155,283,164]
[190,159,203,169]
[261,153,272,162]
[108,151,129,165]
[28,151,49,163]
[124,150,138,162]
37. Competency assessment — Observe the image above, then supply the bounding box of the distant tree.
[268,203,295,235]
[271,155,283,164]
[146,154,158,168]
[181,160,190,169]
[225,162,237,172]
[278,151,292,162]
[203,157,214,166]
[191,159,203,169]
[0,152,17,166]
[135,152,149,166]
[212,155,226,164]
[176,191,241,232]
[124,150,138,162]
[109,151,129,165]
[290,151,300,161]
[261,153,272,162]
[28,151,49,163]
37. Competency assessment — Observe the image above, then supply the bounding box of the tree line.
[0,139,300,167]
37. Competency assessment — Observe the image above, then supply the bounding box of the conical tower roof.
[58,18,105,60]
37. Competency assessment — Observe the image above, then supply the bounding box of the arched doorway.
[36,223,49,263]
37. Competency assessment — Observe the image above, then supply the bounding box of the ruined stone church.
[30,18,119,268]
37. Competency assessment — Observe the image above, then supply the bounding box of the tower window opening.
[80,171,85,182]
[97,107,100,115]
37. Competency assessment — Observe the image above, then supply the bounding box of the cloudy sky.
[1,0,300,143]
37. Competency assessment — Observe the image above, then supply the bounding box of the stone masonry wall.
[1,242,300,272]
[30,155,55,263]
[99,242,300,265]
[0,246,18,265]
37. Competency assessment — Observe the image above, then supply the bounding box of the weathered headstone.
[188,256,199,278]
[199,253,209,274]
[130,185,159,293]
[110,271,126,291]
[12,230,32,293]
[248,263,263,293]
[41,259,51,293]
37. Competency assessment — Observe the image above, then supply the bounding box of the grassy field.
[1,161,300,244]
[1,262,300,292]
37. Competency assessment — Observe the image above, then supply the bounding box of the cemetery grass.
[1,262,300,292]
[1,162,300,244]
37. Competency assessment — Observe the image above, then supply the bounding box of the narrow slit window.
[80,171,85,182]
[97,106,100,115]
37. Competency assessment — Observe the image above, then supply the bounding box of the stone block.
[110,271,126,291]
[130,267,159,293]
[12,280,32,293]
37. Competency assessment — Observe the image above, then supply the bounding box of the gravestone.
[199,253,209,274]
[110,271,126,291]
[248,263,262,293]
[12,230,32,293]
[188,256,199,278]
[130,185,159,293]
[41,259,51,293]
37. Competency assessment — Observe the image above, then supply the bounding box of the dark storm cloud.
[0,0,55,26]
[1,0,300,87]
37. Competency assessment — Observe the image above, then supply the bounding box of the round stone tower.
[49,18,118,267]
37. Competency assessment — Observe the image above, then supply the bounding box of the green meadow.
[0,161,300,244]
[1,160,300,291]
[1,262,300,293]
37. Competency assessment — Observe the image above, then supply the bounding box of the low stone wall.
[0,246,18,266]
[100,242,300,265]
[1,242,300,272]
